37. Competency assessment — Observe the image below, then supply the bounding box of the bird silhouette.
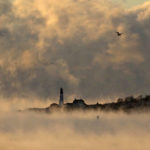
[116,32,123,36]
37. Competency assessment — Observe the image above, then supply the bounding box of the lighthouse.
[59,88,64,107]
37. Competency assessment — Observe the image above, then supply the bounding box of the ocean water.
[0,100,150,150]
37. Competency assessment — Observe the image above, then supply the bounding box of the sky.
[0,0,150,102]
[112,0,149,7]
[123,0,149,7]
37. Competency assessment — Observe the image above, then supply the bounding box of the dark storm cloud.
[0,0,150,101]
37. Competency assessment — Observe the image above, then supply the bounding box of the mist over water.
[0,100,150,150]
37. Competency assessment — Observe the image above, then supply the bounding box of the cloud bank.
[0,0,150,100]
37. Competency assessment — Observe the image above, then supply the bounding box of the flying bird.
[116,32,123,36]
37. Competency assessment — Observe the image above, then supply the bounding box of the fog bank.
[0,100,150,150]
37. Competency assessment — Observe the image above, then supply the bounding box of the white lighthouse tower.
[59,88,64,107]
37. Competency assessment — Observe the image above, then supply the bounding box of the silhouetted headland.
[24,88,150,113]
